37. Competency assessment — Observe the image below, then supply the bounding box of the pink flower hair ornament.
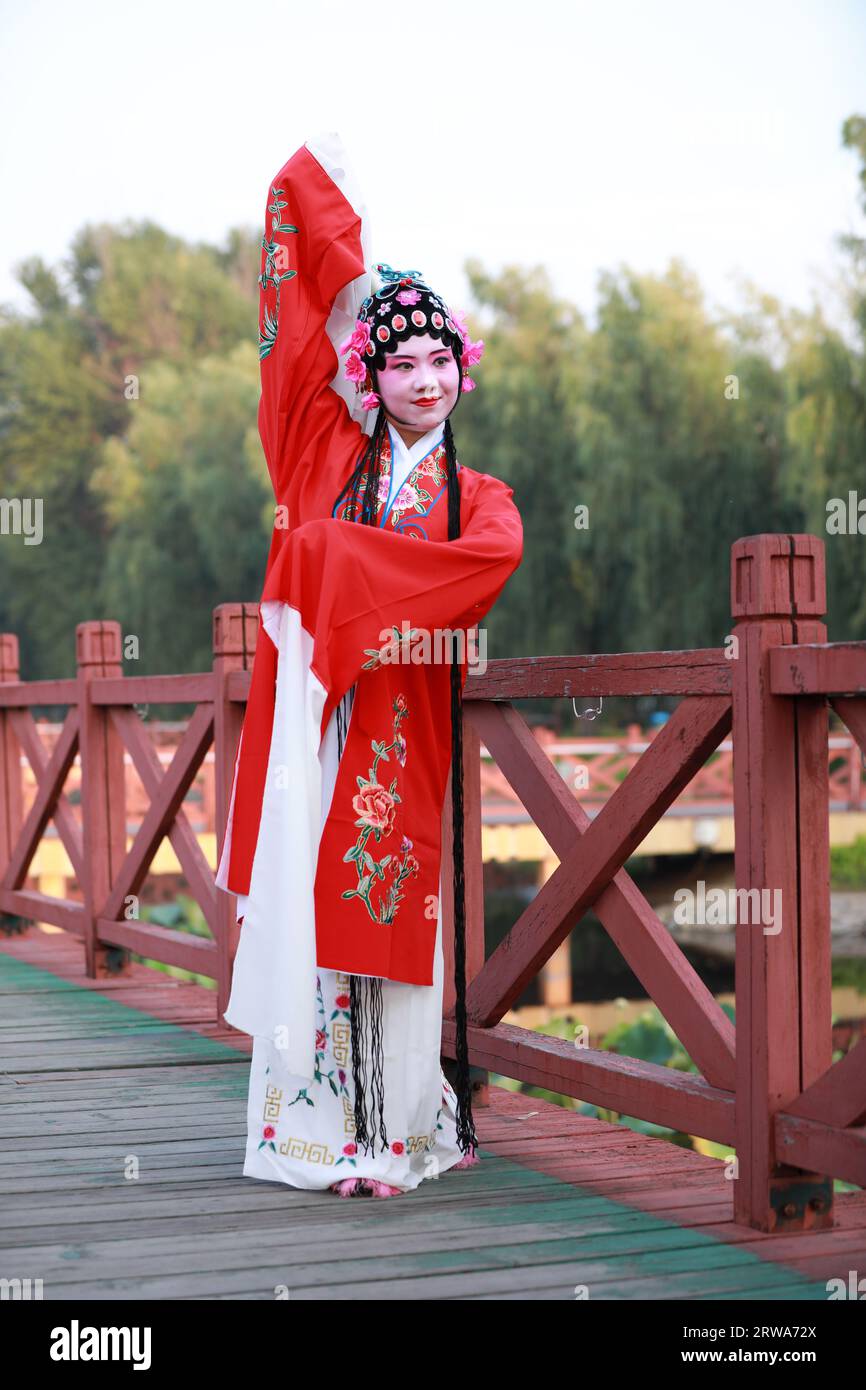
[449,308,485,392]
[338,272,485,409]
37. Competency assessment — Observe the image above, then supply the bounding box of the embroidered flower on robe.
[333,439,453,530]
[278,976,351,1116]
[393,482,420,513]
[387,452,448,528]
[258,187,298,360]
[353,782,396,835]
[342,696,418,924]
[361,624,424,672]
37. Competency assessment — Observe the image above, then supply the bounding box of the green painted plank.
[0,948,846,1302]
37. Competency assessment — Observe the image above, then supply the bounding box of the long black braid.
[442,411,478,1157]
[331,351,478,1160]
[332,405,390,527]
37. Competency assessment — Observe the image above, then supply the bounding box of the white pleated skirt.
[241,687,465,1192]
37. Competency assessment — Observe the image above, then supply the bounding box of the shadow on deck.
[1,928,864,1301]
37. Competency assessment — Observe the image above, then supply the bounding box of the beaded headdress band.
[339,263,485,411]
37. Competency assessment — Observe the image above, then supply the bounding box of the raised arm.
[257,132,372,512]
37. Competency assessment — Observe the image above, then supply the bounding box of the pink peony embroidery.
[341,695,417,924]
[352,782,397,835]
[393,482,419,512]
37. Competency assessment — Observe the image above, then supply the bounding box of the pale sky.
[1,0,864,334]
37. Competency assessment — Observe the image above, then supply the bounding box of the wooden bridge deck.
[1,929,864,1301]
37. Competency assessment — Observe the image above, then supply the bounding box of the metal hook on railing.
[573,695,603,722]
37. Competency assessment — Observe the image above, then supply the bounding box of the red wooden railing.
[523,726,865,810]
[10,718,865,839]
[1,533,864,1231]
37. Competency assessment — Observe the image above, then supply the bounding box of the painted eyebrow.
[387,347,451,362]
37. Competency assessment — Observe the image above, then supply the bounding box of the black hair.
[332,342,478,1159]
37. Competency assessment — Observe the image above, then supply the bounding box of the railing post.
[0,635,24,911]
[730,534,833,1232]
[212,602,257,1020]
[76,620,129,977]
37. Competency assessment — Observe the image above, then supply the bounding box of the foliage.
[830,834,866,890]
[1,116,864,712]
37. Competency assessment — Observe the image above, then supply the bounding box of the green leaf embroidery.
[258,188,299,360]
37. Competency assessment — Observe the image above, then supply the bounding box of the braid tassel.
[444,417,479,1158]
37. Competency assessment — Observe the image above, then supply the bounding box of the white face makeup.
[371,333,460,443]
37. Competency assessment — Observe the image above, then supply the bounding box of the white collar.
[386,419,446,471]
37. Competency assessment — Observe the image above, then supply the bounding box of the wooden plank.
[6,1214,836,1293]
[0,677,77,707]
[441,1018,734,1142]
[10,1235,829,1302]
[769,643,866,696]
[91,674,214,705]
[463,650,733,701]
[1,930,863,1301]
[95,919,218,974]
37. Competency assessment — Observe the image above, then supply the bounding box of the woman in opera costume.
[215,132,523,1197]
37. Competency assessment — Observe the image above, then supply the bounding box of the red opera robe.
[215,132,523,1082]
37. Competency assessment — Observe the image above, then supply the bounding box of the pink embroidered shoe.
[363,1179,404,1198]
[453,1144,480,1169]
[330,1178,366,1198]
